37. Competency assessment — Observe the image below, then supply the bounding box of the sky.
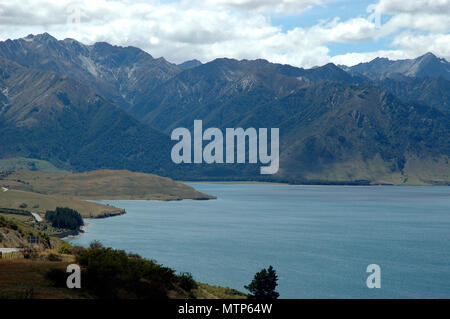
[0,0,449,67]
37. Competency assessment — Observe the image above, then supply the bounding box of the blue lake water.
[68,184,450,298]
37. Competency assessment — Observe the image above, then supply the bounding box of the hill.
[0,214,61,249]
[1,170,214,200]
[0,169,214,219]
[0,189,124,218]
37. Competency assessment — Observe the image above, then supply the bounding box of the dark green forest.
[45,207,84,230]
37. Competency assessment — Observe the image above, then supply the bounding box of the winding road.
[31,213,43,222]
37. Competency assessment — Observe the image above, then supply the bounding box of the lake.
[68,184,450,298]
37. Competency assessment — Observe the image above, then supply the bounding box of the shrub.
[76,247,177,299]
[178,272,197,292]
[57,242,73,254]
[89,240,103,249]
[71,246,86,256]
[47,253,62,262]
[23,247,38,260]
[40,232,51,249]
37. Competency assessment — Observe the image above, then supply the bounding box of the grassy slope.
[0,169,215,218]
[0,189,124,218]
[2,170,215,200]
[0,215,62,249]
[194,283,247,299]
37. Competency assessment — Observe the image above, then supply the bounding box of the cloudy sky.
[0,0,449,67]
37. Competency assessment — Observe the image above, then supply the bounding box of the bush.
[71,246,86,256]
[89,240,103,249]
[23,247,38,260]
[76,247,178,299]
[45,207,83,230]
[47,253,62,262]
[39,232,51,249]
[57,242,73,254]
[178,272,197,292]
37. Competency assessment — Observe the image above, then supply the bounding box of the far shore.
[180,180,287,185]
[180,180,449,186]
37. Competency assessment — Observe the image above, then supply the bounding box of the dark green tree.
[245,265,279,299]
[89,240,103,249]
[45,207,83,230]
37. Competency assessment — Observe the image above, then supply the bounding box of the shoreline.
[180,180,450,187]
[61,224,87,240]
[180,180,287,185]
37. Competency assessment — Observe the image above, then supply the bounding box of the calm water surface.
[68,184,450,298]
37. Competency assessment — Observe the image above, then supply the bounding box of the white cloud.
[199,0,325,14]
[375,0,450,15]
[330,31,450,67]
[327,0,450,66]
[312,17,377,43]
[331,50,408,66]
[392,32,450,59]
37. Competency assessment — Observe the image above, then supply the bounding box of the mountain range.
[0,55,175,175]
[0,33,448,185]
[342,52,450,81]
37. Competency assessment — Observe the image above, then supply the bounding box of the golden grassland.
[0,212,33,222]
[0,215,63,249]
[0,169,215,218]
[2,170,215,200]
[0,189,124,218]
[194,283,247,299]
